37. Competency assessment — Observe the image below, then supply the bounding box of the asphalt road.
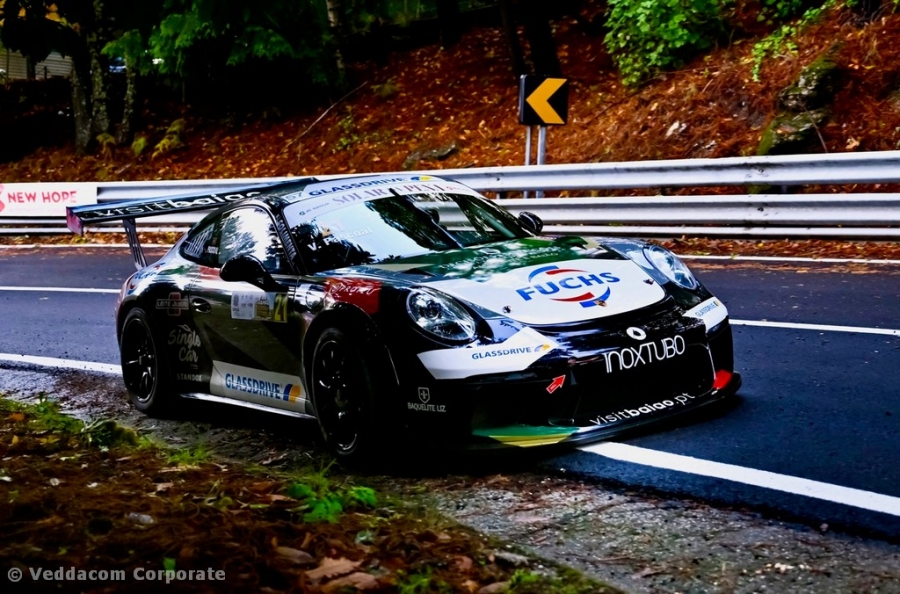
[2,248,900,539]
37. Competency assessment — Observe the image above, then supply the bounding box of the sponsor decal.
[589,393,699,427]
[156,292,189,316]
[211,361,304,404]
[601,335,686,373]
[325,278,381,314]
[409,389,447,413]
[625,327,647,340]
[685,298,728,331]
[231,292,289,322]
[76,192,258,222]
[407,401,447,413]
[168,324,201,363]
[176,373,204,382]
[1,182,98,218]
[546,375,566,394]
[470,342,552,360]
[306,176,410,197]
[515,265,620,308]
[126,265,161,294]
[417,327,558,381]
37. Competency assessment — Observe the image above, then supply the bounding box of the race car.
[67,174,740,461]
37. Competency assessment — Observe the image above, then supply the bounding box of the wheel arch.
[303,304,399,391]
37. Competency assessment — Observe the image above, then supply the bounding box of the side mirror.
[220,255,282,291]
[518,211,543,234]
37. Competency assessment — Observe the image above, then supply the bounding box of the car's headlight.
[406,288,477,343]
[643,245,698,289]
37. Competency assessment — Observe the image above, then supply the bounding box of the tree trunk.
[71,60,92,154]
[499,0,526,80]
[324,0,345,78]
[87,0,110,138]
[116,59,138,145]
[435,0,461,48]
[521,0,561,77]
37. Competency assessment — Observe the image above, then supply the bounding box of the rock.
[757,45,840,157]
[402,141,459,170]
[777,51,839,112]
[756,109,830,156]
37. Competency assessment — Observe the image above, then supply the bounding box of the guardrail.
[4,150,900,238]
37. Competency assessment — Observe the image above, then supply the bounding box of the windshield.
[283,192,531,274]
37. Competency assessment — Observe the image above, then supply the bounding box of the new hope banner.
[0,182,98,217]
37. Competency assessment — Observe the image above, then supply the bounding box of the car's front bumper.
[397,313,738,450]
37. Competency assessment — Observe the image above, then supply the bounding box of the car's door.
[186,206,307,413]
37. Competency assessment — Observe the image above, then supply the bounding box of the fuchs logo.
[515,265,620,308]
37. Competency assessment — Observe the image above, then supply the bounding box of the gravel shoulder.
[1,365,898,593]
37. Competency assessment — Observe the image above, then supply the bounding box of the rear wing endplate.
[66,180,311,270]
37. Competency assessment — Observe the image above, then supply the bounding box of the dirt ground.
[1,364,898,593]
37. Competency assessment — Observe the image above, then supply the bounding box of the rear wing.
[66,179,313,270]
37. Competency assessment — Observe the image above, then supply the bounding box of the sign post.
[518,75,568,197]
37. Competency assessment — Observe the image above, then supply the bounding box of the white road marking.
[0,244,172,250]
[732,319,900,337]
[582,442,900,517]
[0,286,119,294]
[0,353,120,375]
[5,352,900,516]
[680,254,900,265]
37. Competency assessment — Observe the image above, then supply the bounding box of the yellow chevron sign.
[518,75,569,126]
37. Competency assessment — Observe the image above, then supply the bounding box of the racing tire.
[120,308,175,416]
[310,327,384,463]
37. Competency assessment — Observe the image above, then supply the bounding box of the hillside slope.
[0,4,898,186]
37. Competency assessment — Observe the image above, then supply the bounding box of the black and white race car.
[68,174,740,460]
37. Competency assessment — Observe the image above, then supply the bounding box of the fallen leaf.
[305,557,360,580]
[479,582,510,594]
[275,546,314,565]
[8,412,25,422]
[321,572,379,592]
[155,482,173,493]
[454,555,474,573]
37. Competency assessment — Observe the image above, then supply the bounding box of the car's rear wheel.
[120,308,174,415]
[310,327,380,461]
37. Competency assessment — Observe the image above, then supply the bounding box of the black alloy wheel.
[120,308,173,415]
[311,328,373,459]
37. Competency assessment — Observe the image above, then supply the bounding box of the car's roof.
[269,174,457,207]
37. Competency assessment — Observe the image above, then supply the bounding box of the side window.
[180,218,219,267]
[217,208,290,274]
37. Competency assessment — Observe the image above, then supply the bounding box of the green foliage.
[146,0,335,86]
[395,568,452,594]
[165,443,210,466]
[132,135,149,157]
[751,0,835,82]
[605,0,724,86]
[760,0,808,22]
[81,419,141,449]
[372,78,399,99]
[31,394,83,435]
[96,133,116,158]
[334,109,361,152]
[285,468,377,524]
[152,118,187,159]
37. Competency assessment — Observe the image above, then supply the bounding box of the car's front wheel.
[310,327,381,462]
[120,308,174,415]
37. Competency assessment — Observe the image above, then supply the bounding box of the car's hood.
[367,237,666,325]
